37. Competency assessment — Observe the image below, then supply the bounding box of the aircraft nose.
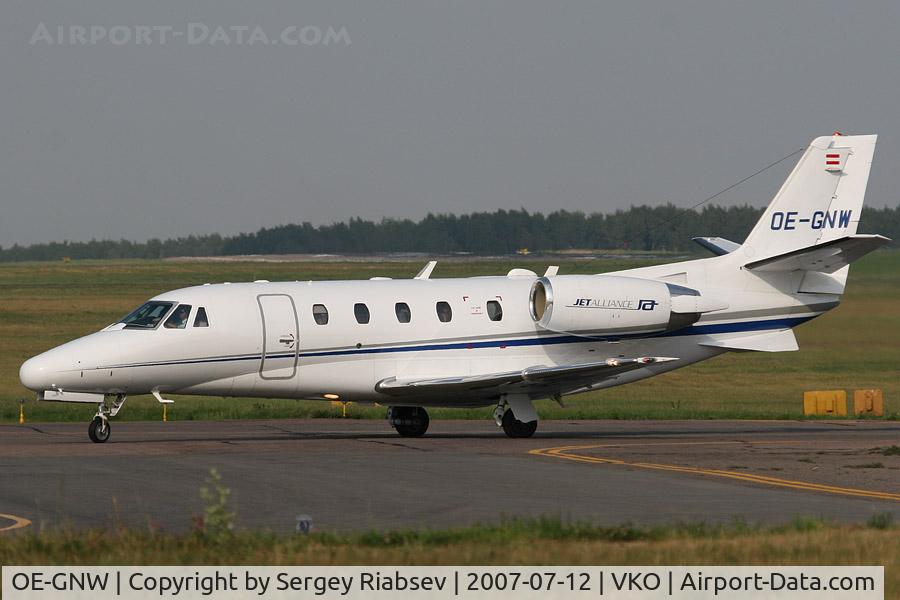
[20,355,50,391]
[19,349,71,391]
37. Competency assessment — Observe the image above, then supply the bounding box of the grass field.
[1,252,897,423]
[1,519,897,594]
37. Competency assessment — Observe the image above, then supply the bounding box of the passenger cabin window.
[436,301,452,323]
[120,301,174,329]
[354,303,370,324]
[312,304,329,325]
[395,302,411,323]
[164,304,192,329]
[486,300,503,321]
[193,307,209,327]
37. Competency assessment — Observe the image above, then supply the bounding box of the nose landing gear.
[88,416,110,443]
[88,394,126,443]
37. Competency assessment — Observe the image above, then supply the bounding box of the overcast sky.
[1,1,898,246]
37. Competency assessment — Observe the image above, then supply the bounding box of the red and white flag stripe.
[824,151,846,170]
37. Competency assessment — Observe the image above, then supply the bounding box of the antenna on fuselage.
[414,261,437,280]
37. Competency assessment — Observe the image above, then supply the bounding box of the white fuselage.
[18,252,838,408]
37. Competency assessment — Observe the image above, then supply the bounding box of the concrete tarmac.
[0,419,897,534]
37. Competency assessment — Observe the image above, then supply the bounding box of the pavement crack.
[362,439,431,452]
[259,424,300,434]
[24,426,69,437]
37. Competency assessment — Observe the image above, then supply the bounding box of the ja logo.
[637,299,658,311]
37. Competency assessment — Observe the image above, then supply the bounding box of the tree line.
[1,203,897,262]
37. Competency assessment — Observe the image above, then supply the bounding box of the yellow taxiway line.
[529,442,900,503]
[0,513,32,533]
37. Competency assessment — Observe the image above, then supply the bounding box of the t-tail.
[738,133,889,294]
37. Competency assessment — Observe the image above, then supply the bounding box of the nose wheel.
[87,394,126,443]
[88,416,110,443]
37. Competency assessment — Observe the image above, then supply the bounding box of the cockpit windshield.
[119,301,174,329]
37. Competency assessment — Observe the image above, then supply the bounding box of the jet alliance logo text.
[571,298,658,311]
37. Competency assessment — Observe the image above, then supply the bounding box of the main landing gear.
[88,394,126,443]
[494,395,539,438]
[387,397,540,439]
[387,406,430,437]
[500,409,538,438]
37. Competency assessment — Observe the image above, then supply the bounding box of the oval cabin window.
[395,302,411,323]
[354,303,370,324]
[486,300,503,321]
[312,304,329,325]
[435,301,452,323]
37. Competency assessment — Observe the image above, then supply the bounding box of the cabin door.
[257,294,299,379]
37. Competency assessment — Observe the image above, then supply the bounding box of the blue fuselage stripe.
[102,315,816,370]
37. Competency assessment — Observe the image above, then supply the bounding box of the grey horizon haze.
[1,1,898,247]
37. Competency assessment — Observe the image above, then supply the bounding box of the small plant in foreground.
[866,512,894,530]
[197,468,235,542]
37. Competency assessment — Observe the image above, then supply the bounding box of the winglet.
[414,261,437,280]
[543,265,559,276]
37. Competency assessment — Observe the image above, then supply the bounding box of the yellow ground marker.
[0,513,32,533]
[529,442,900,503]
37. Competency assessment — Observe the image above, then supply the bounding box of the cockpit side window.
[193,307,209,327]
[164,304,192,329]
[120,301,174,329]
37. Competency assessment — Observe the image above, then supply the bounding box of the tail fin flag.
[741,133,877,262]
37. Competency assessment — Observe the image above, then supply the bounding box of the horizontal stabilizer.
[700,329,798,352]
[744,235,890,273]
[692,237,741,256]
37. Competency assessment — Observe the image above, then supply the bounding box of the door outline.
[257,294,300,379]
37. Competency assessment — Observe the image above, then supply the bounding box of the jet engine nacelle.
[529,275,712,337]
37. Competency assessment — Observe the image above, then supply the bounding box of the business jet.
[20,133,889,442]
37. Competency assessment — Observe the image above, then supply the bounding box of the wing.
[375,356,677,401]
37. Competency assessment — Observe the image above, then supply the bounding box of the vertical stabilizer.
[741,134,877,262]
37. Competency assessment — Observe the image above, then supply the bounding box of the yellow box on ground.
[803,390,847,416]
[852,389,884,416]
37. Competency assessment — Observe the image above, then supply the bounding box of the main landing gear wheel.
[88,416,110,443]
[388,406,430,437]
[501,409,537,439]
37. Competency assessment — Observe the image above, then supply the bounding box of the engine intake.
[529,275,706,338]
